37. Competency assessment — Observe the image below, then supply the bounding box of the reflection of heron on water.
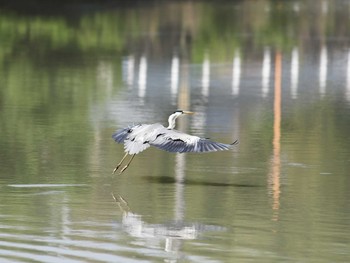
[111,193,226,253]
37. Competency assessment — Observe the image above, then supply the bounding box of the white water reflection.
[171,55,180,101]
[201,54,210,98]
[174,153,185,220]
[347,49,350,102]
[319,46,328,96]
[122,55,135,87]
[290,47,299,99]
[116,45,350,108]
[262,47,271,97]
[293,2,300,12]
[111,45,350,123]
[232,50,241,96]
[322,0,329,14]
[138,56,147,99]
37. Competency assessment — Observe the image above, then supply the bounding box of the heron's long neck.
[167,114,178,129]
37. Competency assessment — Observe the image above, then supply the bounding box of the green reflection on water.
[0,1,349,61]
[0,44,122,183]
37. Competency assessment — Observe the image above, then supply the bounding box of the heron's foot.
[119,165,129,174]
[112,152,129,174]
[113,153,135,175]
[112,165,121,174]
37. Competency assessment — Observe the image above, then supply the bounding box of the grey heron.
[112,110,238,174]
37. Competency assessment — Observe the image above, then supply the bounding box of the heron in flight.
[112,110,238,174]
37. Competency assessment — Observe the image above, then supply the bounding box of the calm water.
[1,1,350,262]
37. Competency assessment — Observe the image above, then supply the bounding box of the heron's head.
[174,109,194,115]
[167,110,194,129]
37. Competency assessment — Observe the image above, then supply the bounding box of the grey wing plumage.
[150,129,238,153]
[181,138,238,153]
[112,124,139,143]
[112,123,164,154]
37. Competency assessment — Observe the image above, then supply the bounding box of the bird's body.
[112,110,238,174]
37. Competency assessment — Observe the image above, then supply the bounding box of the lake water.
[1,1,350,262]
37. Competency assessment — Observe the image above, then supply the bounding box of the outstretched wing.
[150,128,238,153]
[112,124,140,143]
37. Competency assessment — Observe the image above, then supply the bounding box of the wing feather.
[112,124,141,143]
[150,128,236,153]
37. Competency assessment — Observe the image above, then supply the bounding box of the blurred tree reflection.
[0,0,349,61]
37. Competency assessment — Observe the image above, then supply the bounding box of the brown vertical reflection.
[173,61,189,222]
[167,49,191,254]
[269,51,282,220]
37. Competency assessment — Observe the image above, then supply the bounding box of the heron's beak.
[183,111,195,115]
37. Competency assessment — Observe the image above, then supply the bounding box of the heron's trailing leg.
[113,152,128,174]
[119,154,136,174]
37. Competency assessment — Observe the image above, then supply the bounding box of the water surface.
[1,1,350,262]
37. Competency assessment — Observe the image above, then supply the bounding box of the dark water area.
[1,0,350,262]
